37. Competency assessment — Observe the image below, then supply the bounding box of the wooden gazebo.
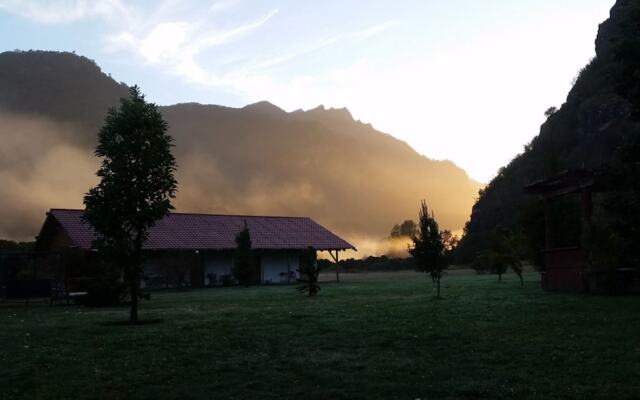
[524,169,608,292]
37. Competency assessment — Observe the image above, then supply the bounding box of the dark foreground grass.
[1,272,639,400]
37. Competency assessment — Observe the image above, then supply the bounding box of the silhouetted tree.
[390,220,418,238]
[233,221,254,286]
[409,200,446,298]
[400,220,418,237]
[583,220,620,292]
[297,247,321,296]
[441,229,459,264]
[0,240,34,252]
[83,86,177,323]
[478,229,525,286]
[544,107,558,117]
[81,260,126,307]
[390,224,401,238]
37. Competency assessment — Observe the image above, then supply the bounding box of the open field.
[1,272,639,400]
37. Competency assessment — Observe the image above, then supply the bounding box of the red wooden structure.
[525,169,606,292]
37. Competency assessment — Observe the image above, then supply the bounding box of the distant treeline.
[319,256,417,273]
[0,239,34,253]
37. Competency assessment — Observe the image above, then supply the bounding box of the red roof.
[42,209,355,251]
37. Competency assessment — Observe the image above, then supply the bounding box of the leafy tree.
[233,221,255,286]
[81,260,126,307]
[389,224,401,238]
[389,220,418,238]
[583,220,620,292]
[297,247,321,296]
[476,229,525,286]
[441,229,459,265]
[400,220,418,237]
[409,200,446,298]
[83,86,177,323]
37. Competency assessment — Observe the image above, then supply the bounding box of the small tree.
[441,229,460,265]
[483,230,525,286]
[233,221,254,286]
[544,106,558,118]
[297,247,320,296]
[83,86,177,323]
[409,200,446,298]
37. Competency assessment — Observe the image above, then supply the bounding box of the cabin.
[34,209,355,292]
[524,169,639,293]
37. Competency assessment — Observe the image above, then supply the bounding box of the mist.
[0,111,97,239]
[0,105,481,258]
[0,52,482,256]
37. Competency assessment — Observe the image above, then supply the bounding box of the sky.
[0,0,614,183]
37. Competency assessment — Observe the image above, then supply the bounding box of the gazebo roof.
[524,169,610,198]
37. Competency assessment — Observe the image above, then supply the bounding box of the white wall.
[261,251,300,284]
[141,250,304,287]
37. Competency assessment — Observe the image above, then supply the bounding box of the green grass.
[1,272,639,400]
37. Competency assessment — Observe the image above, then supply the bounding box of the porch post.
[580,188,593,247]
[286,250,291,284]
[543,196,553,249]
[335,250,340,282]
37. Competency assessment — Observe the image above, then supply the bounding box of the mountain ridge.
[0,50,481,255]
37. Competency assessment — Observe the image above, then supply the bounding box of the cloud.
[94,2,395,127]
[103,5,280,87]
[234,21,394,74]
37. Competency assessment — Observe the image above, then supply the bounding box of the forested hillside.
[456,0,640,264]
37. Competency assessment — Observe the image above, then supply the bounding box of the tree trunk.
[437,273,441,298]
[129,232,143,324]
[498,273,502,283]
[519,273,523,287]
[130,267,139,324]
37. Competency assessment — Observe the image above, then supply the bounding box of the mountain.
[0,50,482,253]
[455,0,640,263]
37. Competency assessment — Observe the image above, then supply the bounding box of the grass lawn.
[1,272,639,400]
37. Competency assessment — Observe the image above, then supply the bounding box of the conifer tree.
[233,221,254,286]
[409,200,446,297]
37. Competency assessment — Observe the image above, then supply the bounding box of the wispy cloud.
[0,0,394,100]
[97,4,394,110]
[236,20,394,73]
[104,7,279,87]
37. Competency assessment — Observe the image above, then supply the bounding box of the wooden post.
[580,188,593,290]
[63,253,70,305]
[580,188,593,247]
[335,250,340,282]
[327,250,341,282]
[259,254,264,285]
[543,196,553,249]
[286,250,291,284]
